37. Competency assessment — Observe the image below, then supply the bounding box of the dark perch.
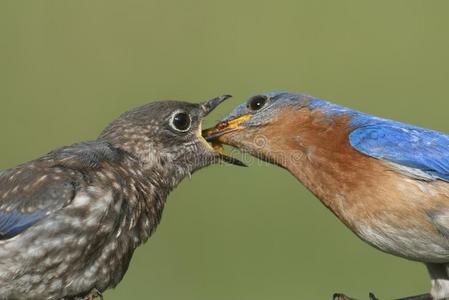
[333,292,433,300]
[333,292,374,300]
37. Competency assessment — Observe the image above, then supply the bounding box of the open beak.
[202,114,252,167]
[200,94,232,117]
[200,95,249,167]
[202,114,252,141]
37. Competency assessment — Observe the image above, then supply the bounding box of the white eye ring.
[169,110,192,133]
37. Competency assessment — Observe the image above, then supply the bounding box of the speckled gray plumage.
[0,97,229,299]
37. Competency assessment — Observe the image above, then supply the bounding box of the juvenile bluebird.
[0,95,243,300]
[204,92,449,300]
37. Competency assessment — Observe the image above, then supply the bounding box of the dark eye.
[248,96,267,111]
[170,112,191,132]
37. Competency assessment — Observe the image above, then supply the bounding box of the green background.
[1,1,449,299]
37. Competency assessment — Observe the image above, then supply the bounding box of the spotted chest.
[0,159,166,299]
[62,161,166,297]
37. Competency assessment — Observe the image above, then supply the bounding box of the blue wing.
[0,141,123,239]
[349,124,449,181]
[0,167,77,239]
[0,210,47,239]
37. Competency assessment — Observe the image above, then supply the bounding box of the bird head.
[203,92,328,167]
[99,95,244,181]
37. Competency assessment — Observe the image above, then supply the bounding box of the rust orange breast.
[255,108,449,234]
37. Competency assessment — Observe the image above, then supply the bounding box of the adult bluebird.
[204,92,449,300]
[0,95,243,299]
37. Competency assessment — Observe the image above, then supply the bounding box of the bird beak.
[199,95,248,167]
[202,114,252,142]
[200,94,233,116]
[202,114,252,167]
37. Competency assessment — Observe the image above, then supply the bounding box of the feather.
[349,124,449,181]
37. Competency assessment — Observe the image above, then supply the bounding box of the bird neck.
[256,108,381,226]
[117,157,175,246]
[97,144,186,246]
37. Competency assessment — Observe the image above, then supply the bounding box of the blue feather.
[236,92,449,181]
[290,93,449,181]
[349,124,449,181]
[296,95,449,181]
[0,210,46,239]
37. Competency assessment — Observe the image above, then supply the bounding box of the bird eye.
[248,96,267,111]
[170,112,191,132]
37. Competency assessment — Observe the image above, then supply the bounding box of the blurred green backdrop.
[1,1,449,299]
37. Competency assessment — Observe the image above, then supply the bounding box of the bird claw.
[79,288,103,300]
[333,292,378,300]
[369,293,379,300]
[333,293,357,300]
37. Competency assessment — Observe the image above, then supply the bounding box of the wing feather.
[0,166,77,239]
[349,125,449,181]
